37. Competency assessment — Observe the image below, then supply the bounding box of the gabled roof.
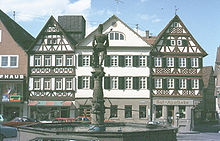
[202,66,214,88]
[153,15,207,56]
[143,36,157,45]
[0,9,35,50]
[28,16,77,52]
[77,15,151,47]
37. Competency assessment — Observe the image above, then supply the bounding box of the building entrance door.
[167,106,174,125]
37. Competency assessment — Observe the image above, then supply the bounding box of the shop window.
[1,82,22,102]
[179,106,186,118]
[139,105,146,118]
[110,105,118,118]
[156,105,162,118]
[125,105,132,118]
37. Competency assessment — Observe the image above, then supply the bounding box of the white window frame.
[82,76,89,89]
[55,55,63,66]
[44,55,51,66]
[139,56,147,67]
[66,78,73,90]
[171,40,175,46]
[177,40,182,46]
[155,79,162,88]
[179,58,186,67]
[154,57,162,67]
[125,77,132,89]
[82,55,90,66]
[167,57,174,67]
[111,77,118,89]
[47,38,57,44]
[179,79,187,89]
[66,55,73,66]
[44,78,51,90]
[0,55,19,68]
[191,58,199,67]
[192,79,199,89]
[55,78,63,90]
[111,56,118,67]
[34,78,41,90]
[34,55,41,66]
[125,56,132,67]
[109,32,125,40]
[167,78,174,88]
[139,77,147,89]
[174,22,178,27]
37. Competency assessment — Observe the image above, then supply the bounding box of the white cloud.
[152,18,161,23]
[138,14,161,23]
[0,0,91,21]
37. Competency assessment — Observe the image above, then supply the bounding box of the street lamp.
[176,112,180,128]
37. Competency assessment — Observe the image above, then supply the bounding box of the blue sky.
[0,0,219,67]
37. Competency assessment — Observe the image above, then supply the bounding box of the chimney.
[145,30,149,38]
[58,16,86,42]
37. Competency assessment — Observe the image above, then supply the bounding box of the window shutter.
[199,58,203,68]
[151,57,155,67]
[133,77,139,90]
[152,78,155,89]
[90,55,93,67]
[104,77,110,89]
[133,56,139,67]
[175,79,179,90]
[174,58,179,68]
[147,77,150,89]
[118,77,125,90]
[78,76,82,89]
[162,58,167,68]
[162,79,168,90]
[104,55,111,67]
[166,40,171,46]
[187,79,192,90]
[78,55,82,67]
[186,58,191,69]
[182,40,188,46]
[199,79,203,90]
[147,56,151,67]
[90,76,94,89]
[119,56,125,67]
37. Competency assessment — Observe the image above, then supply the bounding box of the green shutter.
[152,78,155,89]
[133,77,139,90]
[199,58,203,68]
[187,79,192,90]
[90,55,93,67]
[174,58,179,68]
[78,76,82,89]
[147,77,150,89]
[175,79,179,90]
[162,79,168,90]
[151,57,155,67]
[182,40,188,46]
[119,77,125,90]
[90,76,94,89]
[166,40,171,46]
[186,58,191,69]
[119,56,125,67]
[162,58,167,68]
[104,55,111,67]
[78,55,82,67]
[104,77,110,89]
[147,56,151,67]
[133,56,139,67]
[199,79,203,90]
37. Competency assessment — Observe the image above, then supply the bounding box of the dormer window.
[109,32,125,40]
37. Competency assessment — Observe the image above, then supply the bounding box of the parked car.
[0,124,17,141]
[2,117,38,127]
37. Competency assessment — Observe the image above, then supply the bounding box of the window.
[177,40,182,46]
[111,56,118,67]
[191,58,198,67]
[154,57,162,67]
[111,77,118,89]
[167,79,174,88]
[82,55,90,66]
[10,56,17,67]
[155,79,162,88]
[156,105,162,118]
[1,56,8,66]
[139,56,147,66]
[171,40,175,46]
[34,78,41,90]
[125,77,132,89]
[179,106,186,118]
[167,57,174,67]
[125,56,132,67]
[56,55,63,66]
[192,79,199,89]
[0,30,2,42]
[44,55,51,66]
[109,32,125,40]
[139,77,147,89]
[179,79,186,89]
[34,56,41,66]
[139,105,146,118]
[66,78,73,90]
[44,78,51,90]
[174,22,178,27]
[1,56,18,67]
[179,58,186,67]
[66,55,73,66]
[82,76,89,89]
[110,105,118,118]
[125,105,132,118]
[47,38,57,44]
[55,78,62,90]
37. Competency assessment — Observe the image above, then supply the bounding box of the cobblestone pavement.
[177,133,220,141]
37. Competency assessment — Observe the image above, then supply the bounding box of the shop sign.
[153,99,193,105]
[0,74,24,79]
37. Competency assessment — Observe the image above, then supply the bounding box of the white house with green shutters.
[75,15,152,123]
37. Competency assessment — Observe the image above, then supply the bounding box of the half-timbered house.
[28,16,85,120]
[150,15,207,131]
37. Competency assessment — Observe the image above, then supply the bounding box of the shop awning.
[28,101,72,106]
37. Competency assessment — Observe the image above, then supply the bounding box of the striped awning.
[28,101,72,106]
